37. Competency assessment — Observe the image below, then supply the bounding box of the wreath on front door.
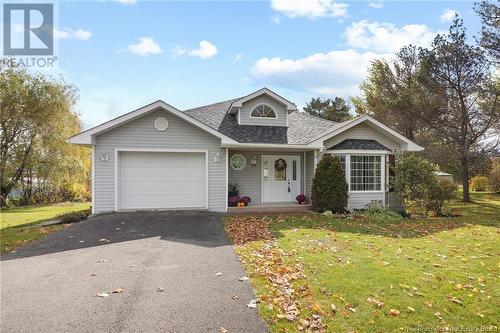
[274,158,287,171]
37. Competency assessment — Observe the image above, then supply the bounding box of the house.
[69,88,423,213]
[433,171,454,183]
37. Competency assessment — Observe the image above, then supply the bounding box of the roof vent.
[154,117,169,131]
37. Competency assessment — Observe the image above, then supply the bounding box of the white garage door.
[118,151,206,210]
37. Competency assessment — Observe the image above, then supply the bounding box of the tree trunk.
[461,155,470,202]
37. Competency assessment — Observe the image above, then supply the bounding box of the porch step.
[228,204,314,215]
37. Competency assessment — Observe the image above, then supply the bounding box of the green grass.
[1,224,68,253]
[0,202,91,229]
[228,192,499,332]
[0,202,91,253]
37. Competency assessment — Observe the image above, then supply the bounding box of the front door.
[262,155,301,203]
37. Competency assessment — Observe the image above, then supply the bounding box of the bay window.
[331,154,384,192]
[350,155,381,191]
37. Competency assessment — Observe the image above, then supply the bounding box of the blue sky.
[41,0,481,128]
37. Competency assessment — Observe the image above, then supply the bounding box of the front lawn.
[225,192,499,332]
[0,202,91,253]
[0,202,91,229]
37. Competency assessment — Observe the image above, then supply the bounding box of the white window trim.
[249,103,278,119]
[230,153,246,170]
[329,152,386,194]
[113,148,209,211]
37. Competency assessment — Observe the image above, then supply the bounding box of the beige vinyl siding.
[94,108,226,213]
[349,192,384,209]
[238,95,288,127]
[324,123,402,152]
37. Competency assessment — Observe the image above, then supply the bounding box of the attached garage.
[117,150,207,210]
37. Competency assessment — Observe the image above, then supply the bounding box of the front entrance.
[262,155,301,203]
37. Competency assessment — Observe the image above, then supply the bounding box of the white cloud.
[229,53,243,62]
[345,20,439,53]
[188,41,218,59]
[171,41,218,59]
[54,28,92,41]
[114,0,136,5]
[127,37,162,56]
[440,9,459,23]
[368,2,384,9]
[251,49,390,97]
[270,0,348,19]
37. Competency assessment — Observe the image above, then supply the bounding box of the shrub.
[360,207,404,223]
[470,175,490,192]
[425,179,457,216]
[58,210,89,224]
[395,153,452,216]
[490,158,500,193]
[311,154,348,213]
[228,183,239,197]
[296,194,307,204]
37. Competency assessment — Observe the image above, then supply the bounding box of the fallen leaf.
[111,287,124,294]
[367,296,385,308]
[389,309,400,316]
[219,327,227,333]
[448,296,463,305]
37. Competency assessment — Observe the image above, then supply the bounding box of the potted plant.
[240,196,251,206]
[228,195,239,207]
[228,183,239,197]
[296,194,307,204]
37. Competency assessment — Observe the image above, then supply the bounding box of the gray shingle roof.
[183,98,339,144]
[328,139,390,151]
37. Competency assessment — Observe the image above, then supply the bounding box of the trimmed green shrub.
[311,154,348,213]
[58,210,90,224]
[470,176,490,192]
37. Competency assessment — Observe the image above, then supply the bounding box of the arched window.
[250,104,277,118]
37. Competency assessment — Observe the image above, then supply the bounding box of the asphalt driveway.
[1,211,268,333]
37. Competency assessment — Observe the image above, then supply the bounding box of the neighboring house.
[433,171,454,183]
[70,88,423,214]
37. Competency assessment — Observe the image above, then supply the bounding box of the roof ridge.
[184,98,240,113]
[290,110,340,124]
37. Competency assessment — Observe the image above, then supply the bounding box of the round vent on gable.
[154,117,169,131]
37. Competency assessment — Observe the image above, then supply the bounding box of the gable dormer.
[228,88,297,127]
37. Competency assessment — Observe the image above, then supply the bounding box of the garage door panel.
[120,180,204,193]
[119,151,206,210]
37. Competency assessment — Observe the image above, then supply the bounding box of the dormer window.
[250,104,277,119]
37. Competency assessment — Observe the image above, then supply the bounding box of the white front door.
[262,155,301,203]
